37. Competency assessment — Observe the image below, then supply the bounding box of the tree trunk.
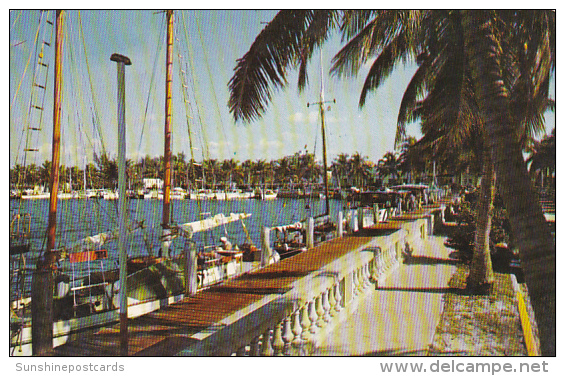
[462,10,555,355]
[466,149,495,292]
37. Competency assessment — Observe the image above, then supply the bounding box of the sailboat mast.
[46,10,64,252]
[32,9,63,356]
[319,52,330,216]
[162,10,173,232]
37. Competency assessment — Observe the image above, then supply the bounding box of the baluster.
[363,264,371,289]
[316,294,326,328]
[352,269,359,296]
[358,267,364,292]
[322,289,331,323]
[328,284,337,316]
[249,336,261,356]
[308,300,319,334]
[291,308,304,354]
[334,281,343,312]
[272,321,285,356]
[260,329,274,356]
[281,316,294,355]
[300,304,312,343]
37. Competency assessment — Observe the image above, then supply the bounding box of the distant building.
[143,178,163,190]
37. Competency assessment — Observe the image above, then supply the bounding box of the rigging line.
[180,12,210,162]
[193,14,232,158]
[10,11,43,112]
[69,16,119,233]
[25,10,54,170]
[175,17,201,213]
[10,10,23,33]
[77,10,107,157]
[11,11,45,169]
[137,13,166,153]
[67,16,99,175]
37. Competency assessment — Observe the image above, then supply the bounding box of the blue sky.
[9,10,555,169]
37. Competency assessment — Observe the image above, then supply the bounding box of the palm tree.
[221,159,239,189]
[377,152,401,185]
[228,10,555,354]
[461,10,555,355]
[349,152,369,189]
[526,129,555,190]
[331,153,350,188]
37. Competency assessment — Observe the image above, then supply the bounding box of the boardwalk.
[312,235,457,356]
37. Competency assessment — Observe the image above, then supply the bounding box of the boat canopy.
[177,212,252,237]
[273,222,303,233]
[64,220,145,254]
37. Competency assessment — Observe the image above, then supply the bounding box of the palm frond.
[331,10,416,78]
[358,31,410,107]
[297,10,339,91]
[228,10,314,123]
[395,55,431,147]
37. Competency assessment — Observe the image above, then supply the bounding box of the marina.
[9,9,555,358]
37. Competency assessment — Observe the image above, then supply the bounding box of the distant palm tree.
[526,129,555,190]
[377,152,401,185]
[331,153,350,188]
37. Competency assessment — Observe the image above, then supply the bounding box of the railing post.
[337,211,344,237]
[185,242,197,296]
[373,203,380,223]
[261,226,272,267]
[358,207,364,230]
[306,217,314,249]
[352,210,358,232]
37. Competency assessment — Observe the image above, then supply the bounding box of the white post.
[186,243,197,296]
[358,207,364,229]
[306,217,314,248]
[261,226,272,267]
[111,53,131,356]
[352,210,358,232]
[337,211,344,237]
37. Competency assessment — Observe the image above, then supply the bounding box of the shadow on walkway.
[374,286,461,294]
[404,255,460,266]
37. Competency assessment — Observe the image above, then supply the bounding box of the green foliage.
[447,198,510,263]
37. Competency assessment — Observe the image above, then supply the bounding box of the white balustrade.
[179,223,412,357]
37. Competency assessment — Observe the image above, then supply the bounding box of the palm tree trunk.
[466,148,495,291]
[462,10,555,355]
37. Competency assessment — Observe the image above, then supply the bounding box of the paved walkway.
[312,235,458,356]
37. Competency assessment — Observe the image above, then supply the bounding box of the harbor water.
[10,197,346,296]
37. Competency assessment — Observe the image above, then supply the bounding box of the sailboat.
[9,10,253,356]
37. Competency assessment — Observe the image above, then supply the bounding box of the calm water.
[10,197,345,282]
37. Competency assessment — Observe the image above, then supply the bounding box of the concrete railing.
[176,216,420,356]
